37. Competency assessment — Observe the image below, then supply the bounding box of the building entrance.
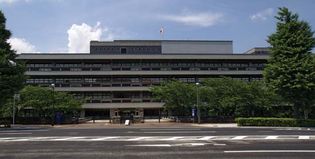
[119,109,135,123]
[85,109,110,119]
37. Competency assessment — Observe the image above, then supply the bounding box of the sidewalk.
[1,120,238,130]
[51,121,238,129]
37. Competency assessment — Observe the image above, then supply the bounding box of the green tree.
[264,7,315,119]
[0,10,25,114]
[151,78,278,120]
[151,80,196,117]
[16,86,82,120]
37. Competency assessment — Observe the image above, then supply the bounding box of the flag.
[160,27,164,34]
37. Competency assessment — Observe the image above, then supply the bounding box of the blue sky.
[1,0,315,53]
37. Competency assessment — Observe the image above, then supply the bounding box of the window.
[121,48,127,54]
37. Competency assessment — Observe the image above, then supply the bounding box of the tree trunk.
[293,103,300,119]
[304,109,309,120]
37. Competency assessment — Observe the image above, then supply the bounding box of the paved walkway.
[4,122,237,129]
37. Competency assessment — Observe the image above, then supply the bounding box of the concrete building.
[17,40,269,122]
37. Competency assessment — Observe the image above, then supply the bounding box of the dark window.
[121,48,127,54]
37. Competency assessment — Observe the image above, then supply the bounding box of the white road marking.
[0,135,314,142]
[198,136,215,140]
[141,129,201,131]
[213,143,226,146]
[231,136,247,140]
[143,131,215,133]
[127,144,171,147]
[190,143,206,146]
[0,138,13,141]
[265,136,278,139]
[225,150,315,153]
[32,137,56,140]
[52,137,86,141]
[299,136,310,139]
[127,137,152,141]
[11,138,30,141]
[90,137,119,141]
[160,137,184,141]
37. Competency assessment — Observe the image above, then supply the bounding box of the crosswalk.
[0,135,314,142]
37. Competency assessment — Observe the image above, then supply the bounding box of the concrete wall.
[162,41,233,54]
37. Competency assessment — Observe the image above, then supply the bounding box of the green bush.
[235,117,315,127]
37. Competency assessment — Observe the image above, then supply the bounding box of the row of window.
[28,67,264,72]
[27,62,265,68]
[72,92,154,103]
[90,46,162,54]
[26,77,263,86]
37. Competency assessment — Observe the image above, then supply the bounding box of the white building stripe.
[160,137,184,141]
[232,136,247,140]
[127,137,152,141]
[90,137,119,141]
[299,136,310,140]
[265,136,278,139]
[197,136,215,140]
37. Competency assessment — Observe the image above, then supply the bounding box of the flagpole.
[160,27,164,40]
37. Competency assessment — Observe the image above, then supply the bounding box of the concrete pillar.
[80,110,85,118]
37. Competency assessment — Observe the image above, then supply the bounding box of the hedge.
[235,117,315,127]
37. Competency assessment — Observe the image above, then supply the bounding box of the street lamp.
[12,93,20,126]
[8,60,17,66]
[50,83,55,126]
[8,60,19,126]
[196,82,201,124]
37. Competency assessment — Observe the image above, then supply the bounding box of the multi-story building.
[17,40,269,121]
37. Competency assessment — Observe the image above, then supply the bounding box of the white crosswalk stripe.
[265,136,278,139]
[299,136,310,139]
[127,137,153,141]
[0,135,314,142]
[91,137,119,141]
[231,136,247,140]
[160,137,184,141]
[52,137,86,141]
[197,136,215,140]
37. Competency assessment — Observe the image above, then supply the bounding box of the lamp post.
[8,60,16,66]
[196,82,200,124]
[12,93,20,126]
[50,83,55,126]
[8,60,19,126]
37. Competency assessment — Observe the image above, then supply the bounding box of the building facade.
[17,40,269,121]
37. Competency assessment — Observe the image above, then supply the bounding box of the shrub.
[235,117,315,127]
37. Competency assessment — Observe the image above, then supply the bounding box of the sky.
[1,0,315,54]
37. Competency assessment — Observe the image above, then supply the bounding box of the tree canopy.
[0,10,25,113]
[19,86,83,116]
[151,78,278,119]
[263,7,315,119]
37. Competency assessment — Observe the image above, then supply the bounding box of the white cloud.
[7,37,36,54]
[250,8,274,22]
[67,22,114,53]
[161,12,223,27]
[0,0,31,4]
[0,0,17,4]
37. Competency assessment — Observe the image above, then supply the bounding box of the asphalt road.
[1,125,315,159]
